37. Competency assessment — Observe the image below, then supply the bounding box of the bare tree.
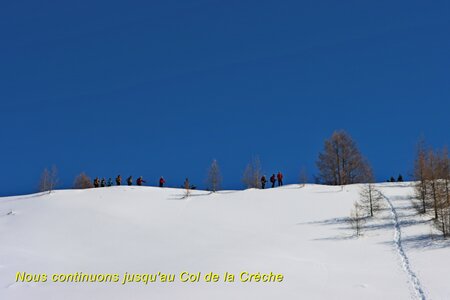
[411,138,450,237]
[413,138,429,214]
[73,172,94,189]
[426,149,440,220]
[359,184,383,217]
[433,148,450,237]
[206,159,222,192]
[349,202,365,237]
[440,148,450,214]
[39,165,58,193]
[316,130,372,185]
[242,156,262,189]
[184,177,191,198]
[413,142,450,237]
[435,193,449,238]
[299,167,308,187]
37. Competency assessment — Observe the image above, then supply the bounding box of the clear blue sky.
[1,0,449,196]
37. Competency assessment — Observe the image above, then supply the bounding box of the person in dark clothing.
[116,175,122,186]
[261,175,267,189]
[159,177,165,187]
[270,174,276,188]
[390,176,396,183]
[93,177,100,188]
[127,176,133,186]
[397,174,403,182]
[107,178,113,187]
[277,172,283,186]
[136,176,145,186]
[100,178,106,187]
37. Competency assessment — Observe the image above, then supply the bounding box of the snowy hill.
[0,183,449,299]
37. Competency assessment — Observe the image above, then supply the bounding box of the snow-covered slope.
[0,183,448,299]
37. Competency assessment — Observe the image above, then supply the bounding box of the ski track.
[380,190,426,300]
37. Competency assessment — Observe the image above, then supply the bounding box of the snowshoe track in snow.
[381,191,426,300]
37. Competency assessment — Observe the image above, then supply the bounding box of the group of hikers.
[92,172,284,190]
[388,174,404,183]
[93,176,166,188]
[261,172,283,189]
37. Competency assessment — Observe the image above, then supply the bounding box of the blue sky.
[0,0,449,195]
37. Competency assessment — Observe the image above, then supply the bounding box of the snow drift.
[0,183,449,299]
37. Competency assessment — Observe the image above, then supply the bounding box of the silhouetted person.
[93,177,100,188]
[116,175,122,186]
[136,176,145,186]
[127,176,133,186]
[270,174,276,188]
[261,175,267,189]
[397,174,403,182]
[107,178,113,187]
[277,172,283,186]
[390,176,396,183]
[100,178,106,187]
[159,177,165,187]
[184,178,190,190]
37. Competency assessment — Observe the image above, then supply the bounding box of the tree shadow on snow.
[378,183,413,188]
[313,234,357,241]
[362,221,395,231]
[403,234,450,250]
[167,191,213,200]
[312,188,345,194]
[381,233,450,250]
[215,191,239,194]
[388,195,414,200]
[298,217,361,241]
[363,218,430,232]
[297,217,350,226]
[0,191,51,203]
[280,185,307,189]
[302,214,428,242]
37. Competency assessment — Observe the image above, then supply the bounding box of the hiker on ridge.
[261,175,267,189]
[136,176,145,186]
[277,172,283,186]
[270,174,276,188]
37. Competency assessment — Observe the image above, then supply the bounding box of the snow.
[0,183,449,299]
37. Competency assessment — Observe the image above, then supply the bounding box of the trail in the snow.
[380,191,426,300]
